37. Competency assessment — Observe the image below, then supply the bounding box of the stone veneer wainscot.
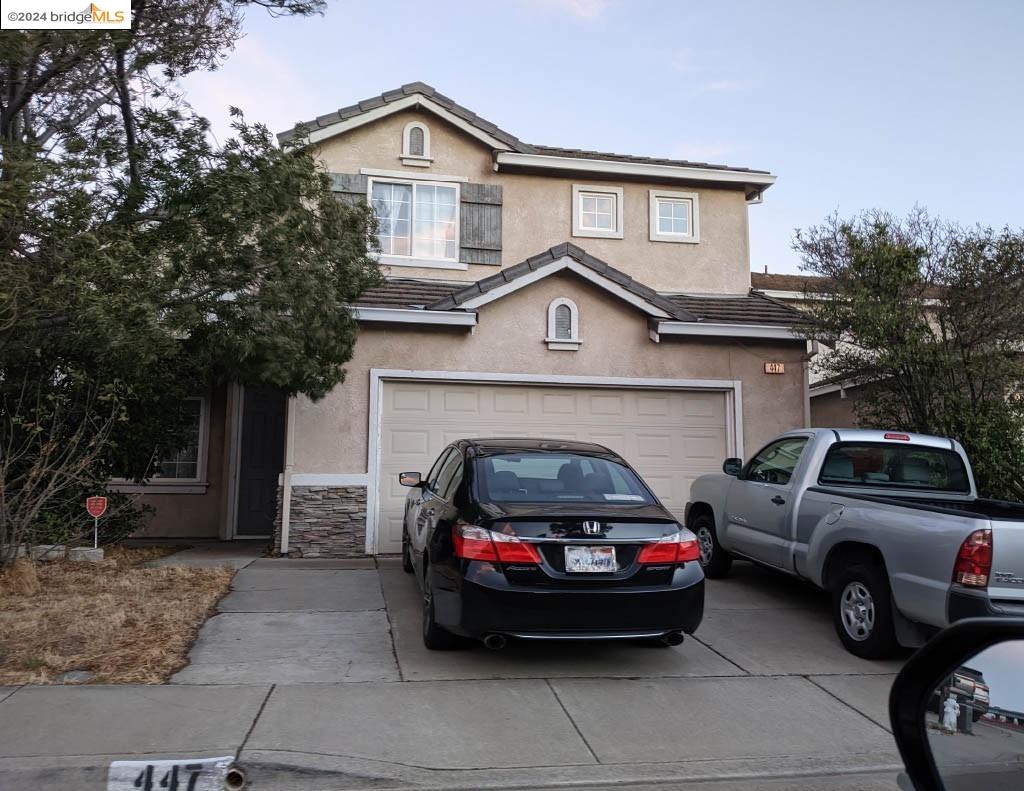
[273,485,368,557]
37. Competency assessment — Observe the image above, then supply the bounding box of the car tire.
[401,526,414,574]
[422,564,460,651]
[832,559,898,659]
[693,513,732,578]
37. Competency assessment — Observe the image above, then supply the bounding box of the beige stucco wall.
[292,272,807,473]
[133,384,229,539]
[313,109,753,294]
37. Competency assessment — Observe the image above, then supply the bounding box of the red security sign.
[85,496,108,519]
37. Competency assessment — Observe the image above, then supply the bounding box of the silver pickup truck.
[685,429,1024,658]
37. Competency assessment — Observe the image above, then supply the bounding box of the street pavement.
[0,555,911,790]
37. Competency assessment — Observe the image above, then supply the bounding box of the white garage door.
[375,381,731,554]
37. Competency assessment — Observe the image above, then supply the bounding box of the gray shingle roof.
[279,83,768,175]
[664,291,809,326]
[353,244,806,328]
[427,243,699,321]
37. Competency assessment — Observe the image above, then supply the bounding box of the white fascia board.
[456,255,671,319]
[496,152,777,188]
[302,95,513,151]
[352,306,477,326]
[657,321,802,340]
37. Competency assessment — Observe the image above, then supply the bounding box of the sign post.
[85,496,108,549]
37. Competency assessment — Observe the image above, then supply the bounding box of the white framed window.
[545,297,581,351]
[109,396,210,493]
[369,177,462,268]
[401,121,432,167]
[572,184,623,239]
[649,189,700,243]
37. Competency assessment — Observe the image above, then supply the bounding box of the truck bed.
[806,487,1024,521]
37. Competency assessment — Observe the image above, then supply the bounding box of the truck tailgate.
[991,519,1024,604]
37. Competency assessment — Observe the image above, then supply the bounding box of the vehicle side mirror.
[889,617,1024,791]
[723,458,743,477]
[399,471,422,487]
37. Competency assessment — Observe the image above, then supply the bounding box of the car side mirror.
[889,617,1024,791]
[723,458,743,477]
[399,471,423,487]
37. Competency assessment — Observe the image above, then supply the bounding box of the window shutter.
[329,173,369,206]
[460,182,502,266]
[554,305,572,339]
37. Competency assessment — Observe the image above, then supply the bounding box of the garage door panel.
[376,382,730,554]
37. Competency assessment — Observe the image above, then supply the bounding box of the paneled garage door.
[375,380,731,554]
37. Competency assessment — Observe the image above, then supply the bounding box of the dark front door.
[236,386,286,537]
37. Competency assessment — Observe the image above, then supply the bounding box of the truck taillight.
[637,532,701,564]
[884,432,910,441]
[953,529,992,588]
[452,522,541,564]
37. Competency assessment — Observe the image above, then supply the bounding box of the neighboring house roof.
[278,83,774,195]
[352,243,808,331]
[752,271,944,300]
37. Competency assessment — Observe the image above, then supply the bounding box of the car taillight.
[953,528,992,588]
[637,532,701,564]
[884,432,910,441]
[452,522,541,564]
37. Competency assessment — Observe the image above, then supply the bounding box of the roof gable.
[427,243,699,321]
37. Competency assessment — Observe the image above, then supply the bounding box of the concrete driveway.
[0,556,910,790]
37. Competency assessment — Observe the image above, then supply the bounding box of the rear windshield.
[475,453,656,504]
[818,442,971,493]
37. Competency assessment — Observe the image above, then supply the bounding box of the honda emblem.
[582,521,602,535]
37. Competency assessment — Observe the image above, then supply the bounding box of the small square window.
[649,190,700,243]
[572,185,623,239]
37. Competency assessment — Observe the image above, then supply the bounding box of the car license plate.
[565,545,616,573]
[107,756,233,791]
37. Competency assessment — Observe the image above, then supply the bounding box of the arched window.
[546,298,580,351]
[401,121,431,166]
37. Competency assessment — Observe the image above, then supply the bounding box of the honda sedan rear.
[399,438,705,649]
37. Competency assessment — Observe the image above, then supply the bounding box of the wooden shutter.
[460,182,502,266]
[329,173,369,206]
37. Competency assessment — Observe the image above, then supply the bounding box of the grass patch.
[0,547,234,684]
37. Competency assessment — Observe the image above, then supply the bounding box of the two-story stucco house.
[128,83,809,557]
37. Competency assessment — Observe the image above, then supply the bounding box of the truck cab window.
[744,437,809,486]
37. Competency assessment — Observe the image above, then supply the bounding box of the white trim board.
[496,151,777,189]
[655,321,802,340]
[290,473,371,486]
[360,167,468,183]
[352,306,477,326]
[456,255,672,319]
[365,368,745,555]
[299,94,514,152]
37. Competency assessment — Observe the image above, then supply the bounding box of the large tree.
[0,0,381,562]
[796,209,1024,501]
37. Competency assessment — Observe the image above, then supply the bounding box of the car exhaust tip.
[660,631,684,647]
[224,765,247,790]
[483,633,508,650]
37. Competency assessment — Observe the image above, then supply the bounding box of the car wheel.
[422,564,460,651]
[832,559,898,659]
[693,513,732,578]
[401,526,414,574]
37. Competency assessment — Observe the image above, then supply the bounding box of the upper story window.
[370,177,459,263]
[572,184,623,239]
[401,121,432,167]
[649,189,700,244]
[546,297,581,351]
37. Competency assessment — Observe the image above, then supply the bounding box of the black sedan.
[399,438,705,650]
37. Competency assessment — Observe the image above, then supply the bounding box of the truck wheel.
[832,560,898,659]
[693,513,732,578]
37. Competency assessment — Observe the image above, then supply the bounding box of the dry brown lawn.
[0,546,234,684]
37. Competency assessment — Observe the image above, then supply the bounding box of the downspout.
[279,396,297,555]
[804,340,819,427]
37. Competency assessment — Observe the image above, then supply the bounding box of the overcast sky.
[182,0,1024,275]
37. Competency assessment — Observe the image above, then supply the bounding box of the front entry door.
[235,386,286,537]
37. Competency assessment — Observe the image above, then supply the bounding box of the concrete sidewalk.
[0,557,907,790]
